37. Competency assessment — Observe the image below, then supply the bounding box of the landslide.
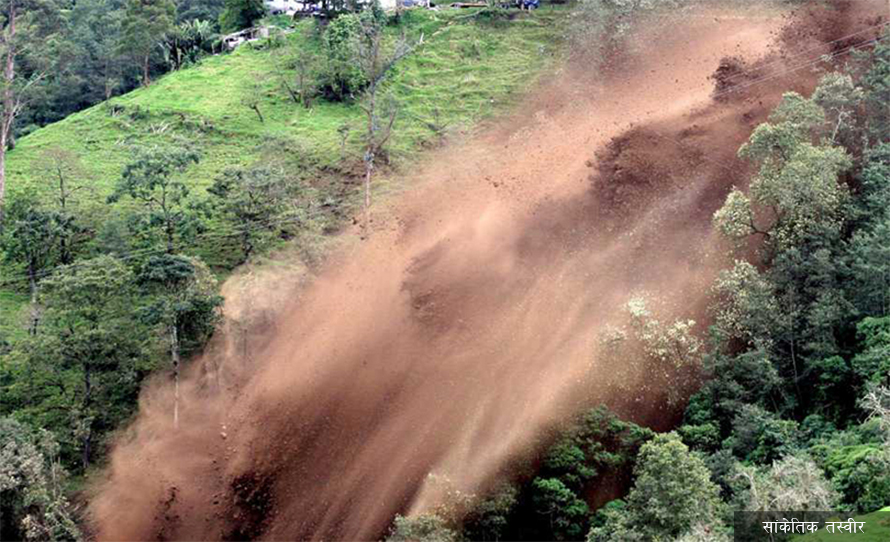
[88,1,887,540]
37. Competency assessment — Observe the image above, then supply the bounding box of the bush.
[318,14,367,101]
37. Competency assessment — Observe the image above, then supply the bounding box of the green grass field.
[0,6,566,340]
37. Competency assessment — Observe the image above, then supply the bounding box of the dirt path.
[89,2,886,540]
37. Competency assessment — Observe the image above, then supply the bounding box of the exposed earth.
[89,2,887,540]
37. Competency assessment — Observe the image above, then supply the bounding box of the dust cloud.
[89,1,886,540]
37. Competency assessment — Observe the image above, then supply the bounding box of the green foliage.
[177,0,226,25]
[716,91,853,254]
[851,317,890,386]
[387,513,459,542]
[0,417,82,542]
[109,144,202,253]
[820,445,890,513]
[510,407,652,541]
[531,478,590,541]
[728,404,801,464]
[461,483,518,542]
[119,0,177,84]
[219,0,266,33]
[861,27,890,143]
[589,433,723,542]
[137,253,222,355]
[318,14,367,102]
[207,165,315,262]
[0,256,149,470]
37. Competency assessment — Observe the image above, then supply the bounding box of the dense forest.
[1,0,889,540]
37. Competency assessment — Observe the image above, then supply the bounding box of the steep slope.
[89,1,887,540]
[0,8,564,340]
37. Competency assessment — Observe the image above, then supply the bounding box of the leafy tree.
[176,0,225,26]
[207,165,293,263]
[811,72,864,148]
[517,407,652,541]
[387,513,459,542]
[218,0,265,33]
[462,483,518,542]
[119,0,176,86]
[2,202,59,309]
[714,92,852,254]
[65,0,126,104]
[138,254,221,428]
[318,13,365,102]
[530,478,590,541]
[850,317,890,386]
[627,433,722,537]
[0,417,81,542]
[34,255,146,469]
[728,404,801,464]
[589,433,723,542]
[860,27,890,143]
[160,19,218,70]
[108,144,201,254]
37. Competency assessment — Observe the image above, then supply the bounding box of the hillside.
[0,7,565,341]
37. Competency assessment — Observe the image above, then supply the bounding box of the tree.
[108,144,201,253]
[37,255,145,469]
[590,433,723,541]
[241,74,265,123]
[176,0,225,26]
[530,478,590,541]
[462,483,519,542]
[2,202,58,312]
[160,19,217,71]
[387,513,459,542]
[218,0,265,33]
[353,6,420,233]
[138,254,221,428]
[274,42,317,108]
[318,13,365,102]
[861,27,890,143]
[0,417,82,542]
[35,148,90,265]
[119,0,176,86]
[67,0,126,104]
[0,0,60,223]
[207,165,294,263]
[736,454,839,512]
[714,92,852,255]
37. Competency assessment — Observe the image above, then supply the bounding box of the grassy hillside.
[0,7,566,338]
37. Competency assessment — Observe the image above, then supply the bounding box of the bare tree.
[275,45,317,109]
[36,148,90,264]
[353,12,422,235]
[241,74,266,123]
[0,0,50,225]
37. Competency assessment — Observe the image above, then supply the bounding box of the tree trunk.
[363,86,376,236]
[171,323,181,430]
[28,262,38,335]
[143,54,151,87]
[82,365,93,471]
[166,216,175,254]
[363,156,372,234]
[0,143,6,227]
[252,105,264,123]
[0,3,16,227]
